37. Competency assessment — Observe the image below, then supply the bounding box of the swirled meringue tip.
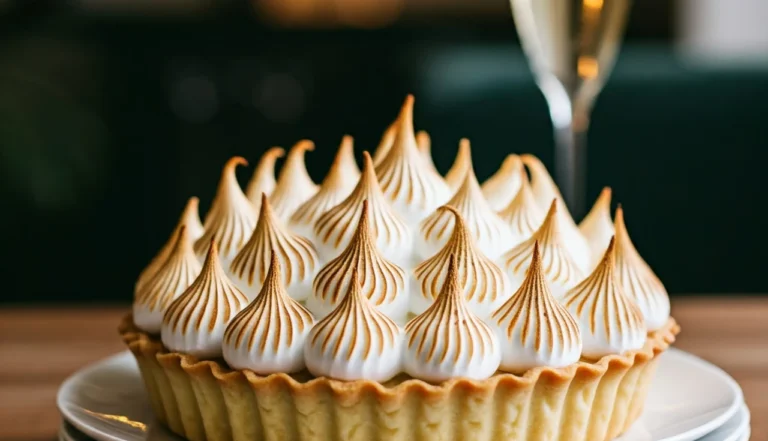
[562,237,647,359]
[245,147,285,211]
[482,154,526,211]
[314,151,413,267]
[371,121,397,167]
[223,252,315,375]
[230,193,319,301]
[444,138,473,192]
[195,157,258,266]
[162,240,250,358]
[134,226,203,334]
[490,241,582,373]
[501,199,586,300]
[416,130,441,176]
[579,187,615,267]
[374,95,452,226]
[304,267,404,382]
[418,143,515,261]
[136,197,204,293]
[268,140,319,221]
[289,136,360,238]
[405,255,501,382]
[413,206,513,319]
[614,206,670,331]
[308,199,409,323]
[498,177,546,248]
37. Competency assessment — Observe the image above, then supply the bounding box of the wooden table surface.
[0,297,765,441]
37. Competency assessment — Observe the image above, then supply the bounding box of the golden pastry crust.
[120,314,678,441]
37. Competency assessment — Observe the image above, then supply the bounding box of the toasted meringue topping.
[501,200,586,299]
[375,95,452,226]
[162,241,249,358]
[314,151,413,267]
[194,157,258,266]
[245,147,285,212]
[443,138,473,192]
[412,206,514,319]
[134,226,203,334]
[416,130,441,176]
[404,255,501,382]
[371,122,396,167]
[229,194,319,301]
[289,136,360,238]
[498,178,547,247]
[136,197,204,293]
[304,268,403,381]
[521,154,592,270]
[417,140,515,260]
[563,237,646,359]
[269,140,319,220]
[481,154,526,212]
[614,207,670,331]
[490,241,582,373]
[223,252,315,374]
[579,187,615,267]
[309,200,409,322]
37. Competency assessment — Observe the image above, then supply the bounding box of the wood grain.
[0,298,765,441]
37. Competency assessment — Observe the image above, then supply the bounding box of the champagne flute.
[510,0,632,219]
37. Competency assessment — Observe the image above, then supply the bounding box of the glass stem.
[553,113,589,220]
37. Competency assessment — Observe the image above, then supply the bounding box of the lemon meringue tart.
[121,112,679,441]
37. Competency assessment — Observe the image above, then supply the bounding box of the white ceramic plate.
[57,348,743,441]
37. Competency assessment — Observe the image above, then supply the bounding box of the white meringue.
[490,241,582,373]
[289,136,360,238]
[413,206,514,319]
[223,252,315,374]
[501,200,586,300]
[563,237,646,359]
[371,122,396,167]
[416,130,441,177]
[417,139,515,261]
[308,200,409,323]
[194,157,258,267]
[245,147,284,212]
[134,226,202,334]
[482,154,525,212]
[375,95,452,227]
[443,138,472,193]
[314,151,412,267]
[579,187,615,268]
[614,207,670,331]
[521,154,592,271]
[162,241,249,358]
[304,268,403,382]
[136,197,204,293]
[229,193,319,302]
[404,255,501,382]
[497,177,546,248]
[269,140,319,220]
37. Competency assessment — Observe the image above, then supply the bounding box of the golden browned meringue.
[416,130,441,176]
[371,121,397,167]
[501,200,586,299]
[481,154,526,212]
[314,151,412,267]
[490,241,582,373]
[229,193,319,302]
[443,138,473,192]
[268,140,319,220]
[161,241,249,358]
[375,95,452,227]
[579,187,615,267]
[412,206,513,319]
[614,207,670,331]
[563,237,647,359]
[308,200,409,322]
[134,226,203,334]
[289,136,360,238]
[194,157,258,266]
[497,177,547,247]
[245,147,285,212]
[417,140,515,260]
[135,196,204,293]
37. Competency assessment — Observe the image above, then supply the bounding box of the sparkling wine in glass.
[511,0,632,218]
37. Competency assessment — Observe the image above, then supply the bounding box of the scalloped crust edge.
[119,314,679,441]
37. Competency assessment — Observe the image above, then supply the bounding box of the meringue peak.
[444,138,473,191]
[481,154,526,211]
[269,140,319,220]
[246,147,285,209]
[498,177,546,244]
[371,121,397,167]
[416,130,441,176]
[579,187,614,263]
[325,135,361,188]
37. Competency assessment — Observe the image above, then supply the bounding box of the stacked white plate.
[56,349,751,441]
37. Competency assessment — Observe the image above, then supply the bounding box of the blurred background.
[1,0,766,304]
